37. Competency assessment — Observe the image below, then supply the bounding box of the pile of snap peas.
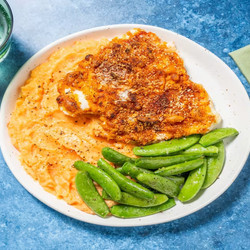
[74,128,238,219]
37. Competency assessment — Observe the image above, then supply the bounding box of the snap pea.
[121,163,184,191]
[75,171,109,218]
[182,144,218,156]
[102,190,112,199]
[133,134,201,156]
[111,198,176,218]
[122,162,152,179]
[165,176,185,186]
[155,158,204,177]
[97,159,154,200]
[135,154,202,170]
[102,190,168,207]
[199,128,238,147]
[118,162,156,190]
[74,161,122,201]
[137,173,180,197]
[202,141,225,189]
[102,147,135,166]
[115,167,125,174]
[178,159,207,202]
[120,162,154,190]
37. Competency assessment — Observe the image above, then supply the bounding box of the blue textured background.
[0,0,249,249]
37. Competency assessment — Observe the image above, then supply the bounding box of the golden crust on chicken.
[57,29,220,145]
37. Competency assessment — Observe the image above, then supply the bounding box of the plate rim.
[1,24,250,227]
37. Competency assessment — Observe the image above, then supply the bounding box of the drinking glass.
[0,0,13,62]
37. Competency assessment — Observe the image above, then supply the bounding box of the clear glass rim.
[0,0,14,51]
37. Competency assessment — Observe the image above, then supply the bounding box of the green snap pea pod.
[115,167,125,174]
[155,158,204,177]
[121,162,184,189]
[202,141,225,189]
[178,159,207,202]
[102,190,113,199]
[102,147,135,166]
[165,176,185,186]
[117,162,157,191]
[97,159,154,200]
[74,161,122,201]
[111,198,176,218]
[135,154,202,170]
[133,134,201,157]
[137,173,180,197]
[120,162,154,190]
[182,144,218,156]
[75,171,109,218]
[199,128,239,147]
[122,162,152,179]
[102,190,168,207]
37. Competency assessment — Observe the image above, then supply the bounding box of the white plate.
[1,24,250,227]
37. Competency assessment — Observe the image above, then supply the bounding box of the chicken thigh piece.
[57,29,220,145]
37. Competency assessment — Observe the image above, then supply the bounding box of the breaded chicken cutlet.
[57,29,220,145]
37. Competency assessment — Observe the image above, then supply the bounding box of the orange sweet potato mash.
[8,38,135,213]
